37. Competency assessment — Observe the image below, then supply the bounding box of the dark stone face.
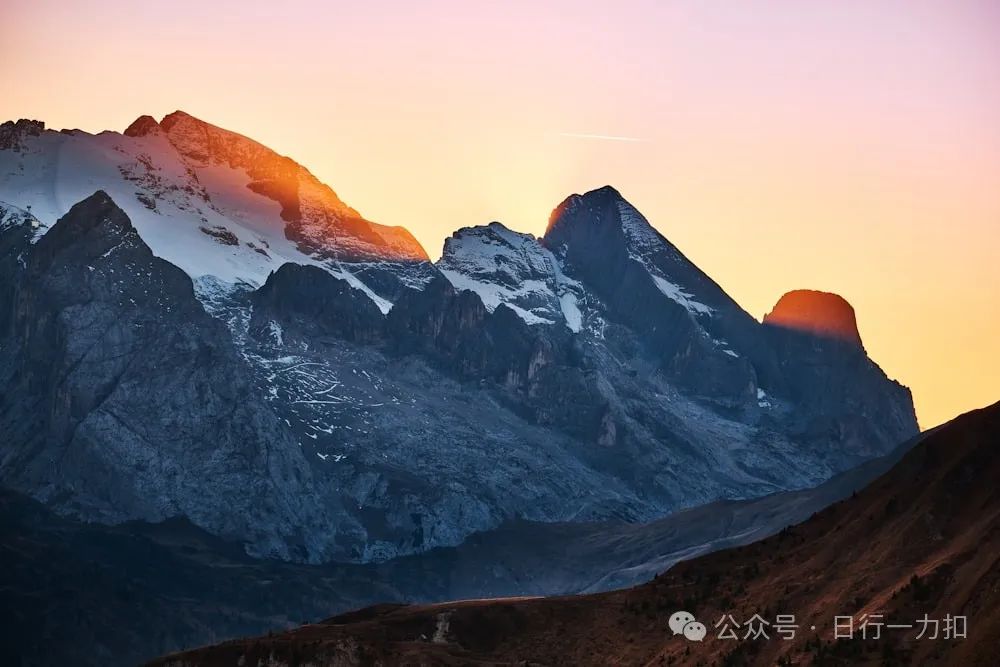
[543,187,775,405]
[0,119,45,151]
[250,262,386,344]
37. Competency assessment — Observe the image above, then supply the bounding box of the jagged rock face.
[0,202,45,336]
[438,186,917,467]
[0,119,45,151]
[0,185,920,567]
[250,263,385,344]
[542,186,782,405]
[0,192,357,562]
[0,111,921,567]
[386,275,556,381]
[764,289,862,345]
[383,277,605,441]
[208,183,917,562]
[763,323,916,458]
[437,222,584,328]
[760,290,913,457]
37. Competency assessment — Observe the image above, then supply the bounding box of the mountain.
[0,114,433,310]
[0,113,917,565]
[150,401,1000,667]
[437,220,584,328]
[0,429,918,666]
[0,192,352,561]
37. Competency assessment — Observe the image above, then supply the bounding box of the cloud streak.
[557,132,643,143]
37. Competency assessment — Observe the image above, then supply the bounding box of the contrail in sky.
[557,132,643,142]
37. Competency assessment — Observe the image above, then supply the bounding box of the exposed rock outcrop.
[122,114,161,138]
[764,288,863,346]
[0,119,44,151]
[0,111,920,567]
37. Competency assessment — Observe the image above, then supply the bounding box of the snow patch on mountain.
[0,200,46,241]
[559,293,583,333]
[0,117,420,316]
[157,110,428,264]
[438,269,555,325]
[616,200,714,317]
[651,275,714,316]
[618,198,670,257]
[437,221,586,331]
[757,388,772,408]
[328,263,394,314]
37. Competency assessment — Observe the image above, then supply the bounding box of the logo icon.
[683,620,707,641]
[669,610,706,641]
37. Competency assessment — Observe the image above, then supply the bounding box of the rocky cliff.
[0,113,919,565]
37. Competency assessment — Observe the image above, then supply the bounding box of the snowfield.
[0,117,425,314]
[438,221,587,331]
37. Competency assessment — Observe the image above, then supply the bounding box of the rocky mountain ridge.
[0,113,918,566]
[765,287,864,345]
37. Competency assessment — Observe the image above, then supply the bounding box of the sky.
[3,0,998,428]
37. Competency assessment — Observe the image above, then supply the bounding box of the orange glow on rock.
[763,289,862,346]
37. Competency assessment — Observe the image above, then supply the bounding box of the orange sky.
[3,0,998,428]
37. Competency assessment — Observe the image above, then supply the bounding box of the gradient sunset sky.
[4,0,999,428]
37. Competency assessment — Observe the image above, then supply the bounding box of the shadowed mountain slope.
[150,401,999,666]
[0,429,919,666]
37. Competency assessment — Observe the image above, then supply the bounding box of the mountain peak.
[543,185,671,269]
[590,184,622,198]
[31,190,143,271]
[763,289,862,345]
[545,185,624,236]
[123,115,161,138]
[159,109,198,129]
[49,190,127,234]
[437,219,577,327]
[440,220,550,283]
[157,110,248,165]
[0,119,46,151]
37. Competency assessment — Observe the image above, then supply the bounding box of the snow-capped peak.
[437,222,585,331]
[440,222,551,287]
[0,112,432,313]
[153,111,427,264]
[543,186,717,318]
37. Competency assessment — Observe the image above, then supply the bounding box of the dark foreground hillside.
[0,433,911,666]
